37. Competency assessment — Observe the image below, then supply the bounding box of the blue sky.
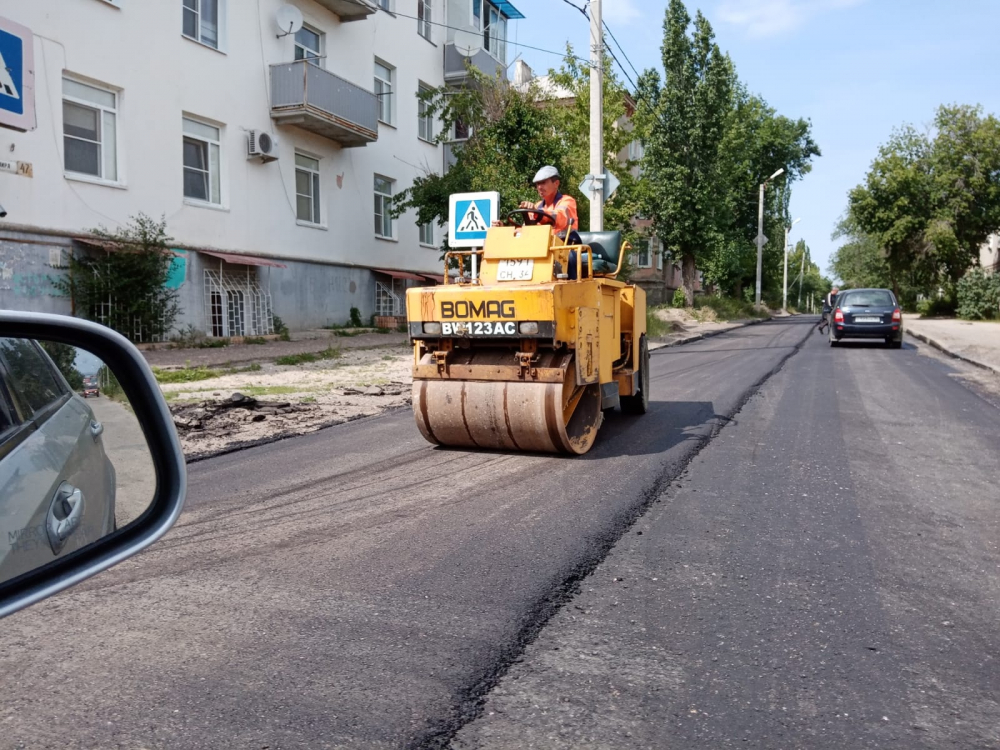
[508,0,1000,277]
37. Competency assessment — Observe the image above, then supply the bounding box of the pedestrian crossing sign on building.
[449,191,499,248]
[0,16,35,132]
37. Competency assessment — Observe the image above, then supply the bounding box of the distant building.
[981,233,1000,275]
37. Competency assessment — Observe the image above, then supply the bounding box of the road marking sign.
[449,191,499,248]
[0,16,35,131]
[578,170,620,201]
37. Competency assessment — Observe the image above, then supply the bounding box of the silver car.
[0,338,116,583]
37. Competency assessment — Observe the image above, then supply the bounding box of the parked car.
[0,337,117,583]
[828,288,903,348]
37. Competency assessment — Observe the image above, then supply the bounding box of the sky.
[507,0,1000,277]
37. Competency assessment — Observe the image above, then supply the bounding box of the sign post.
[449,192,499,281]
[0,16,36,132]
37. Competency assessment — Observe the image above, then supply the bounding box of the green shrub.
[646,307,672,339]
[349,307,363,327]
[671,288,687,308]
[272,315,291,342]
[153,366,222,383]
[956,269,1000,320]
[699,295,768,321]
[243,336,267,345]
[916,295,957,318]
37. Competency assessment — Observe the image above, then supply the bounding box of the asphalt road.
[0,317,996,749]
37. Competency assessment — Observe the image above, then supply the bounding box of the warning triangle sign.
[457,202,487,233]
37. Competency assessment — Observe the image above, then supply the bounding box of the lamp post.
[783,217,801,314]
[755,168,785,309]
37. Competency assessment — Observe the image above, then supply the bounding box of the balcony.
[270,61,378,147]
[311,0,377,22]
[443,44,507,84]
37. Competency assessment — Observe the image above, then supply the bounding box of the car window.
[840,291,894,307]
[0,339,66,419]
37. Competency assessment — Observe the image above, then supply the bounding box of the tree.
[848,104,1000,297]
[54,214,181,343]
[786,239,830,308]
[394,70,567,252]
[639,0,734,306]
[39,341,84,391]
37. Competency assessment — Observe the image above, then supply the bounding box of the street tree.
[638,0,734,306]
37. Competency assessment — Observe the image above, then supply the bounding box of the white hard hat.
[532,165,560,183]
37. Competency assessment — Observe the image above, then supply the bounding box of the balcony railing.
[311,0,376,22]
[443,44,507,83]
[270,61,378,147]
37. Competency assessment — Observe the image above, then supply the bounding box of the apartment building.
[0,0,523,336]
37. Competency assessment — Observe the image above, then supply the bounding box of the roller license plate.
[442,321,518,336]
[497,259,534,281]
[854,316,881,323]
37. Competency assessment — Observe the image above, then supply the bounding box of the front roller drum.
[412,378,603,455]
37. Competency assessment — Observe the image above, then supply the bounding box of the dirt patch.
[161,345,413,458]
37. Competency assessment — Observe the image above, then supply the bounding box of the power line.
[335,0,590,63]
[602,21,641,81]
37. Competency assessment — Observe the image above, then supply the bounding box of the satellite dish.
[453,29,483,58]
[275,5,304,38]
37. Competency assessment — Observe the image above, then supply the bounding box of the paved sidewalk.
[144,330,408,369]
[905,315,1000,374]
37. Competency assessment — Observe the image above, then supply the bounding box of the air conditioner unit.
[247,130,279,162]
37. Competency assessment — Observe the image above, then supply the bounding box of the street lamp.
[755,168,785,308]
[783,217,801,314]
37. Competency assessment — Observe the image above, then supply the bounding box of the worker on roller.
[519,165,580,243]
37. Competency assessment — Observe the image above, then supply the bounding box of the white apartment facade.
[0,0,523,336]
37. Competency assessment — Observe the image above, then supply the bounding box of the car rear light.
[422,322,442,335]
[892,308,901,322]
[834,309,844,323]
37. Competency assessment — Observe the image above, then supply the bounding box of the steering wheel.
[503,208,560,227]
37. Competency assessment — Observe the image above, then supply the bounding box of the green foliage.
[646,308,673,339]
[956,268,1000,320]
[697,295,768,321]
[848,105,1000,295]
[275,347,341,366]
[53,214,181,343]
[272,315,291,342]
[349,307,363,327]
[40,341,85,391]
[97,364,123,400]
[153,366,222,384]
[671,288,687,308]
[638,1,819,304]
[243,337,267,345]
[916,295,957,317]
[395,69,568,243]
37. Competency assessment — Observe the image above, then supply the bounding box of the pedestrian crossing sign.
[449,191,499,248]
[0,16,35,132]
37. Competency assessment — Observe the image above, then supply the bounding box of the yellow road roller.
[405,208,649,455]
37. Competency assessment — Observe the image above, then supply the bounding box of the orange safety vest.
[534,192,579,237]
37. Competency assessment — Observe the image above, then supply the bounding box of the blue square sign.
[449,191,499,248]
[0,16,35,131]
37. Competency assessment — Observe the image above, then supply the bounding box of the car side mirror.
[0,311,186,618]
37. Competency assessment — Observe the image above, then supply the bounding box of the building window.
[653,237,663,270]
[294,25,323,65]
[453,118,470,141]
[417,0,432,39]
[183,116,221,205]
[182,0,221,50]
[418,83,434,142]
[295,154,321,224]
[62,78,118,181]
[374,175,394,238]
[419,221,434,246]
[634,239,651,268]
[376,0,392,10]
[374,60,394,125]
[473,1,507,62]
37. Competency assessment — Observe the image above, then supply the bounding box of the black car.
[829,288,903,348]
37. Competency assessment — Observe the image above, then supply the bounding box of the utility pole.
[589,0,604,232]
[755,168,783,308]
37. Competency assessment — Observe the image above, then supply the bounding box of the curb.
[906,329,1000,376]
[649,316,771,351]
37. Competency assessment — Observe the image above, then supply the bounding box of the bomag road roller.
[405,206,649,455]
